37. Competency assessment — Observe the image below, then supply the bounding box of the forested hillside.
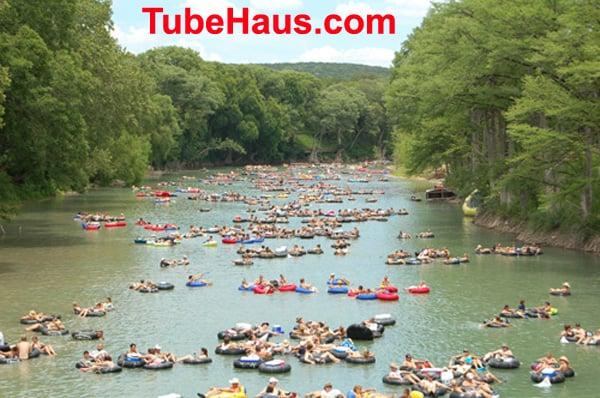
[386,0,599,234]
[257,62,390,80]
[0,0,391,218]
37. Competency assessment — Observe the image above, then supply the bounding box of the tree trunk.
[581,127,593,221]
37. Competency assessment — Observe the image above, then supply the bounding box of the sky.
[111,0,431,67]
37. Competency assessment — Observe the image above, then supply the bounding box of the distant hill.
[256,62,390,80]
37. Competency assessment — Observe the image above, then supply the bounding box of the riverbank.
[474,212,600,255]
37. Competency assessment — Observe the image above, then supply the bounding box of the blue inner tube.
[258,361,291,374]
[356,293,377,300]
[328,286,349,294]
[238,285,255,291]
[117,354,146,368]
[186,281,207,287]
[234,358,262,369]
[295,287,315,294]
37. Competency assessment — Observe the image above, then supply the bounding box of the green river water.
[0,171,599,398]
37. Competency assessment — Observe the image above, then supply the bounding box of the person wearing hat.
[549,282,571,295]
[256,377,289,398]
[205,378,245,398]
[387,363,421,385]
[557,356,573,374]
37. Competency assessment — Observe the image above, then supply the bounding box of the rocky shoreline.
[473,213,600,255]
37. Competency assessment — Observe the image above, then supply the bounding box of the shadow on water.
[0,233,87,249]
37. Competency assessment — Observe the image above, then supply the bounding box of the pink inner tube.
[253,286,274,295]
[407,286,430,294]
[380,285,398,293]
[376,292,399,301]
[347,291,359,297]
[278,284,297,292]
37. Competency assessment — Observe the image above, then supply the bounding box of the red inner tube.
[253,286,274,295]
[380,285,398,293]
[278,284,297,292]
[407,286,430,294]
[105,221,127,227]
[222,238,238,244]
[376,292,399,301]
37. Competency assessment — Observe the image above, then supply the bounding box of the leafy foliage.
[387,0,600,232]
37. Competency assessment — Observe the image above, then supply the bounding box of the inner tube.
[98,365,123,374]
[405,258,422,265]
[40,327,69,336]
[0,357,19,365]
[328,286,349,294]
[258,360,291,373]
[448,392,486,398]
[407,286,430,294]
[382,375,412,385]
[356,293,377,300]
[376,292,399,301]
[278,284,297,292]
[346,324,375,340]
[75,360,90,369]
[330,347,351,359]
[71,330,101,341]
[73,309,105,317]
[374,314,396,326]
[253,285,274,295]
[217,331,247,341]
[157,282,175,290]
[186,281,207,287]
[28,348,41,359]
[531,372,565,384]
[295,287,316,294]
[117,354,146,368]
[300,353,333,365]
[487,356,520,369]
[233,357,262,369]
[143,361,174,370]
[215,346,246,356]
[345,356,376,364]
[380,286,398,293]
[182,357,212,365]
[238,285,255,292]
[563,368,575,378]
[550,291,570,296]
[20,315,60,325]
[414,387,446,397]
[327,278,349,286]
[139,287,158,293]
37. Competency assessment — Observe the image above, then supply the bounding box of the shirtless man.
[483,344,513,362]
[16,336,31,360]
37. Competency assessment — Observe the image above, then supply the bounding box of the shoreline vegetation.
[1,0,598,252]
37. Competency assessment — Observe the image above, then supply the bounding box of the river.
[0,169,599,398]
